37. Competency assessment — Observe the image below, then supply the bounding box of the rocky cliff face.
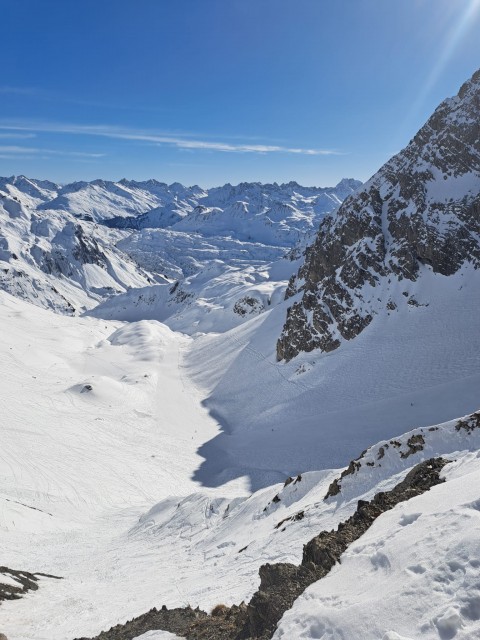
[277,69,480,361]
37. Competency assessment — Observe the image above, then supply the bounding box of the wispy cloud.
[0,144,105,158]
[0,145,39,154]
[0,154,38,161]
[0,132,36,140]
[0,121,343,156]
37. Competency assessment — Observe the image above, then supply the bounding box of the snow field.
[1,283,480,639]
[274,452,480,640]
[185,264,480,489]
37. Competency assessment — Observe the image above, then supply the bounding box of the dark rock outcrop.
[0,567,61,603]
[277,69,480,361]
[77,458,447,640]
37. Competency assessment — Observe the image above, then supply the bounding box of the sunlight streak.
[406,0,480,125]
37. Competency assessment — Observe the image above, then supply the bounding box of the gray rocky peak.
[277,69,480,361]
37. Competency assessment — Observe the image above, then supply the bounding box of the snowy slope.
[0,290,243,638]
[1,296,478,640]
[0,190,155,314]
[184,263,480,490]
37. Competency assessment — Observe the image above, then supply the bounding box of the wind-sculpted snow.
[277,69,480,360]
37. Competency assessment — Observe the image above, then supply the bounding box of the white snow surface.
[275,453,480,640]
[1,172,480,640]
[1,284,480,640]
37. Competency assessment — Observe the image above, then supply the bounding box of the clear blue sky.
[1,0,479,187]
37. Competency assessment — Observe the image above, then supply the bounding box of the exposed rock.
[455,412,480,434]
[233,296,265,317]
[74,606,209,640]
[275,510,305,530]
[0,567,61,603]
[78,458,447,640]
[277,68,480,361]
[400,434,425,458]
[325,457,363,499]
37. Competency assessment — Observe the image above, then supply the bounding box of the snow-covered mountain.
[277,69,480,360]
[1,70,480,640]
[0,175,360,328]
[0,189,156,314]
[105,178,361,246]
[0,174,361,239]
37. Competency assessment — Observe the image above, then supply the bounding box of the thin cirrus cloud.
[0,121,343,156]
[0,132,37,140]
[0,144,105,158]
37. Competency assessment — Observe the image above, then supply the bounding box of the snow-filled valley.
[1,285,480,640]
[1,70,480,640]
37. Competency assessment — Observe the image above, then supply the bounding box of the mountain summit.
[277,69,480,361]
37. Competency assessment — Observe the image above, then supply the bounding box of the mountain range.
[0,70,479,640]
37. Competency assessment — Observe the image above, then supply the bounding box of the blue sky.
[1,0,480,187]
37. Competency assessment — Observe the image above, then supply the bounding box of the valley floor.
[1,282,480,640]
[0,292,247,639]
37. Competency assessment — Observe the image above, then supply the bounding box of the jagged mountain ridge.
[277,69,480,361]
[0,175,361,241]
[0,175,360,324]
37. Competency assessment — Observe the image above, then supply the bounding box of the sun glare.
[404,0,480,129]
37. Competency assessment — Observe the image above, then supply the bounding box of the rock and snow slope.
[1,70,480,640]
[277,68,480,361]
[274,449,480,640]
[0,294,479,640]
